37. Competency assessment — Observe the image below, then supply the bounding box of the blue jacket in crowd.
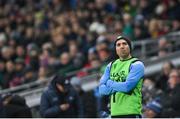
[40,78,81,118]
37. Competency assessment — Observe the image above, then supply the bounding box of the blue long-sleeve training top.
[99,61,145,95]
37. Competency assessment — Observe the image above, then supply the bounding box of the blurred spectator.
[76,48,100,77]
[22,66,37,84]
[134,24,150,41]
[172,20,180,31]
[160,69,180,117]
[40,75,81,118]
[39,49,51,67]
[51,32,68,57]
[14,58,25,75]
[155,61,174,91]
[126,0,138,17]
[0,33,7,48]
[157,37,172,58]
[158,37,172,51]
[9,58,25,87]
[142,78,161,104]
[167,0,180,20]
[158,48,169,58]
[1,94,32,117]
[143,99,162,118]
[96,37,109,52]
[87,48,98,65]
[155,2,168,19]
[157,20,169,36]
[69,42,85,69]
[1,46,15,62]
[90,58,101,69]
[122,13,134,40]
[26,43,40,71]
[15,45,26,59]
[80,32,96,53]
[2,61,15,89]
[148,19,160,38]
[97,47,113,72]
[38,66,48,81]
[139,0,156,18]
[57,52,76,76]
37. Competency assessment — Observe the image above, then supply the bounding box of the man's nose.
[120,45,124,49]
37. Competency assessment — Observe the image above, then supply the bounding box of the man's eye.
[123,43,128,45]
[116,43,121,46]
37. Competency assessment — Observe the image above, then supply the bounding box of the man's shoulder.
[130,60,145,70]
[130,57,144,65]
[132,60,144,65]
[43,85,56,96]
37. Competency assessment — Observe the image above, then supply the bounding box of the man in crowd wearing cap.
[40,75,81,118]
[143,99,162,118]
[99,35,145,118]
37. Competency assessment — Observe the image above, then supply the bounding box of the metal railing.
[0,76,53,94]
[132,31,180,59]
[144,50,180,76]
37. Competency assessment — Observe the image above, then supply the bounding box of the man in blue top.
[99,35,145,118]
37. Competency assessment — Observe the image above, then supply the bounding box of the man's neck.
[119,55,132,61]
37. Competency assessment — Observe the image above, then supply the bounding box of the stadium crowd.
[0,0,180,118]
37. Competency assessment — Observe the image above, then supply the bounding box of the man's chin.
[120,54,128,58]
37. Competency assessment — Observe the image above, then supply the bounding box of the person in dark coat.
[40,75,81,118]
[1,94,32,118]
[160,69,180,118]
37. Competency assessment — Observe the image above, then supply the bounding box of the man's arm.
[40,92,61,117]
[99,63,111,85]
[99,63,116,95]
[106,61,144,93]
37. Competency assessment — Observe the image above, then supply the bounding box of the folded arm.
[99,63,116,95]
[106,61,145,93]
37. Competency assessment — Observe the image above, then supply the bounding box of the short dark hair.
[114,35,132,52]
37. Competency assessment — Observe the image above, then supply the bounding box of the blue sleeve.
[99,84,113,95]
[99,63,111,85]
[106,61,144,93]
[40,92,61,117]
[99,63,116,95]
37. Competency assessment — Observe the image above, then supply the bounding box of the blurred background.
[0,0,180,118]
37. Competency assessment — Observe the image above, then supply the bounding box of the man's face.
[168,70,179,89]
[163,62,172,76]
[56,83,65,93]
[116,39,131,59]
[144,108,157,118]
